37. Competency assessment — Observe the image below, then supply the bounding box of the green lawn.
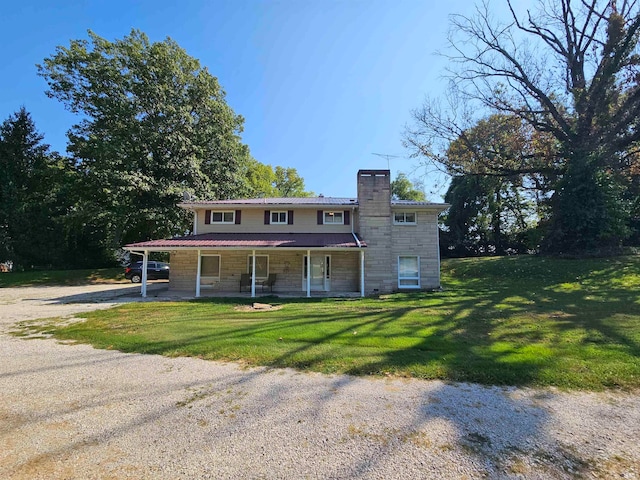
[0,267,125,287]
[16,256,640,390]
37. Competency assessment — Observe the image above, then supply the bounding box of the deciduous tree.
[442,175,537,256]
[273,166,314,197]
[38,30,252,254]
[406,1,640,253]
[244,161,313,197]
[391,173,426,201]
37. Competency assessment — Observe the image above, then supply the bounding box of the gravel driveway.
[0,284,638,479]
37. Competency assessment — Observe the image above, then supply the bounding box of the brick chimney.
[357,170,391,216]
[356,170,393,294]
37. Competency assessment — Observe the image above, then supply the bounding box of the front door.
[303,255,330,291]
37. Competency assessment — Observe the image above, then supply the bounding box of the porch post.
[436,215,442,288]
[360,250,365,297]
[195,249,202,298]
[251,249,256,298]
[141,250,149,298]
[306,249,311,298]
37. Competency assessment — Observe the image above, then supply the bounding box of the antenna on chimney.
[371,153,401,169]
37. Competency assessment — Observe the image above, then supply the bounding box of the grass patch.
[0,268,125,287]
[20,255,640,390]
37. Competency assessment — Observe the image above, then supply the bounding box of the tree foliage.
[244,160,314,197]
[442,175,537,256]
[0,108,49,266]
[406,0,640,253]
[438,113,546,255]
[37,30,252,252]
[391,173,426,201]
[0,108,108,269]
[274,166,313,197]
[1,31,314,269]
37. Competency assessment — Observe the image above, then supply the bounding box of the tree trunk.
[492,186,504,255]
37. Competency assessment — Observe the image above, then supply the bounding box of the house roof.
[124,233,366,250]
[179,197,449,210]
[179,197,358,207]
[391,200,449,208]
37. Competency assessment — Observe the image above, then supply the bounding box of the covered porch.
[124,233,367,299]
[161,288,364,300]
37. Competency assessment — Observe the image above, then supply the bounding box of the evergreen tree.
[0,108,83,268]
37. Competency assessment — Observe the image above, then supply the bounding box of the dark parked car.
[125,261,170,283]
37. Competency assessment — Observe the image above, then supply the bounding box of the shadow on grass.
[36,255,640,390]
[0,268,126,287]
[350,256,640,388]
[198,257,638,388]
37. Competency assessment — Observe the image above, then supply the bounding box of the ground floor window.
[248,255,269,279]
[398,256,420,288]
[200,255,220,279]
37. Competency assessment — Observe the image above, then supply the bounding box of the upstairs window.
[271,211,288,224]
[394,212,416,225]
[264,210,294,225]
[324,211,344,224]
[205,210,240,224]
[317,210,350,225]
[212,211,235,223]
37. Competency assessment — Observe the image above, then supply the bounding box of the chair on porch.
[239,273,251,292]
[261,273,277,293]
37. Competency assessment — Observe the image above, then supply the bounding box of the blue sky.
[1,0,472,199]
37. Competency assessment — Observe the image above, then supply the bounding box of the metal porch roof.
[125,233,366,250]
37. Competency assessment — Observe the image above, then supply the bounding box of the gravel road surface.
[0,284,638,479]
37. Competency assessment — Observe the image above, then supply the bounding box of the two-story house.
[124,169,448,297]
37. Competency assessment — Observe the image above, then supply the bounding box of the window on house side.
[394,212,417,224]
[398,256,420,288]
[271,211,288,224]
[247,255,269,279]
[324,211,344,224]
[211,211,235,224]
